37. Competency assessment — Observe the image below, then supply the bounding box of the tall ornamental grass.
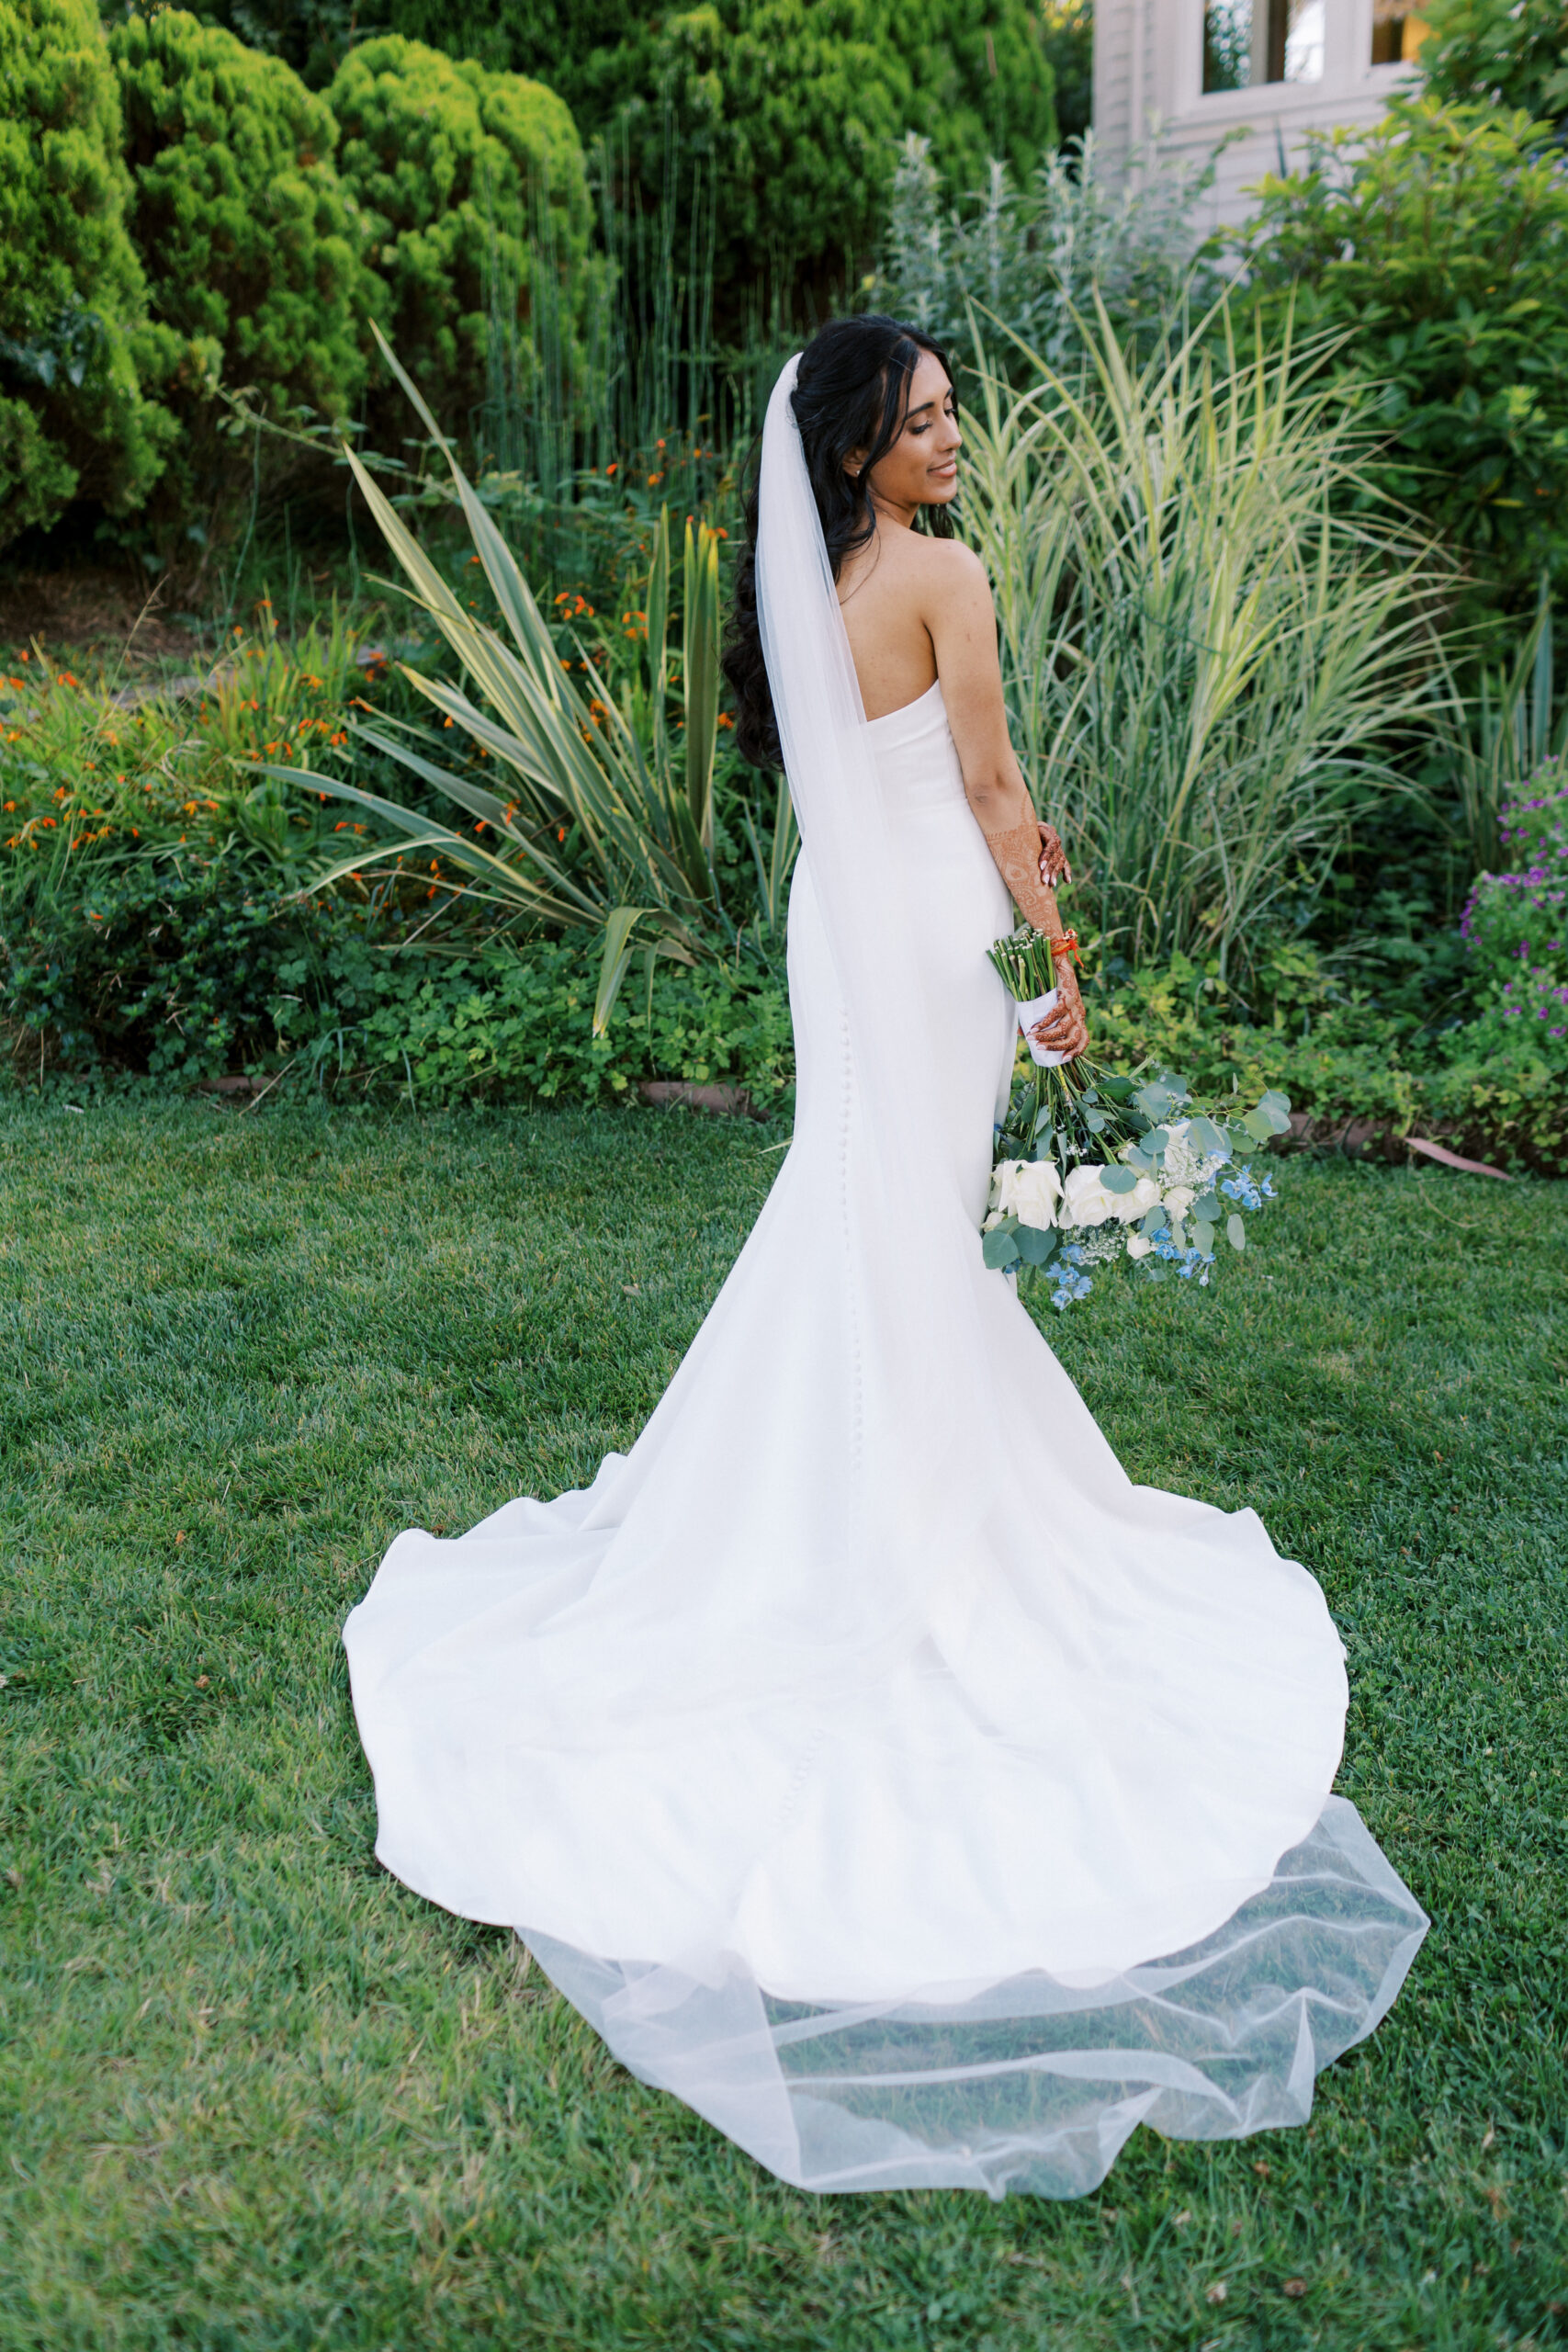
[263,329,773,1033]
[962,299,1450,978]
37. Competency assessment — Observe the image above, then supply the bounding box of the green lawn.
[1,1096,1565,2352]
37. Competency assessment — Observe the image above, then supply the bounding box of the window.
[1371,3,1429,64]
[1202,0,1325,92]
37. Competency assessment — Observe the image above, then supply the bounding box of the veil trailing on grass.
[344,356,1427,2198]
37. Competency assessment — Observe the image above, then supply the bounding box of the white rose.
[991,1156,1063,1230]
[1125,1233,1154,1260]
[1061,1163,1117,1227]
[1162,1184,1196,1219]
[1112,1174,1162,1226]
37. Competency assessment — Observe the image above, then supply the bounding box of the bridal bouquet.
[982,1049,1292,1313]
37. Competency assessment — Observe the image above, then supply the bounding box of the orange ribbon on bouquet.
[1049,926,1082,964]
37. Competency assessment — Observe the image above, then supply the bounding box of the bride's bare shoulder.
[906,532,992,607]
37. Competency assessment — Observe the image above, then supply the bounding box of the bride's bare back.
[838,347,1087,1058]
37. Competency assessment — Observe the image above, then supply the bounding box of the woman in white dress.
[344,319,1426,2199]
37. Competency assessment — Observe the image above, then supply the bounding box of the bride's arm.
[924,546,1087,1057]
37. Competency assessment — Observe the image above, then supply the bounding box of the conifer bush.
[381,0,1056,325]
[0,0,174,549]
[327,36,601,442]
[109,8,377,547]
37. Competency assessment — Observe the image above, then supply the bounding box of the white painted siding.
[1093,0,1421,230]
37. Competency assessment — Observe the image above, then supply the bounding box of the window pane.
[1204,0,1254,93]
[1371,4,1430,64]
[1283,0,1325,80]
[1203,0,1325,91]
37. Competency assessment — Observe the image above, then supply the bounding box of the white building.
[1094,2,1432,228]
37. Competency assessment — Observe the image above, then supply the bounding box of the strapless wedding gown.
[345,681,1426,2198]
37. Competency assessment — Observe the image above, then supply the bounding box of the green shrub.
[4,870,795,1108]
[1040,0,1092,146]
[108,9,377,548]
[378,0,1055,328]
[328,936,795,1109]
[1234,97,1568,617]
[598,0,1055,321]
[3,863,316,1080]
[1461,764,1568,1042]
[1416,0,1568,125]
[1089,943,1568,1174]
[327,36,600,445]
[0,0,174,548]
[881,124,1221,376]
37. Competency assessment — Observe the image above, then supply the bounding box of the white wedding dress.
[344,361,1426,2199]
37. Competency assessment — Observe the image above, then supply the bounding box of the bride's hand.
[1036,822,1071,888]
[1030,967,1088,1060]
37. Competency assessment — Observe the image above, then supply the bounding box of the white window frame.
[1162,0,1422,127]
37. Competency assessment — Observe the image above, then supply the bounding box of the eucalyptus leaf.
[1016,1223,1057,1265]
[1140,1204,1169,1234]
[1083,1108,1108,1134]
[982,1227,1022,1270]
[1100,1164,1139,1193]
[1242,1107,1276,1146]
[1227,1213,1247,1252]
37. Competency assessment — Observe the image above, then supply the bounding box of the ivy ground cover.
[1,1099,1564,2350]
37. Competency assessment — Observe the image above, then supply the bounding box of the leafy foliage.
[2,868,795,1101]
[0,606,371,934]
[0,0,175,548]
[264,333,789,1032]
[109,8,378,548]
[1234,97,1568,616]
[378,0,1056,330]
[1040,0,1093,146]
[325,35,601,443]
[879,126,1224,376]
[1461,764,1568,1048]
[1416,0,1568,124]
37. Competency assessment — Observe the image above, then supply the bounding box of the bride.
[344,316,1426,2199]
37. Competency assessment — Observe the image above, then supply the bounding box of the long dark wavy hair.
[721,314,954,771]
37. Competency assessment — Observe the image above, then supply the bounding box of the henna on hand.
[1031,967,1088,1059]
[983,818,1059,931]
[1036,821,1071,888]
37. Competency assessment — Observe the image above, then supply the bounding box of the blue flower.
[1221,1163,1269,1212]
